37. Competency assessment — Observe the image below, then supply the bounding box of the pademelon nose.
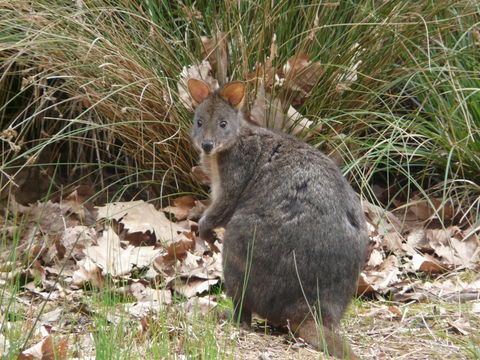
[201,141,214,153]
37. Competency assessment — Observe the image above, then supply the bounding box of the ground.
[1,197,479,359]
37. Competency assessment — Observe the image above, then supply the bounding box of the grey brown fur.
[188,79,369,359]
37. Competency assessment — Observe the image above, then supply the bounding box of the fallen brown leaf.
[281,54,323,99]
[363,200,404,236]
[162,195,208,222]
[407,253,449,274]
[60,185,96,224]
[360,304,402,320]
[177,60,218,109]
[359,255,402,294]
[162,232,196,261]
[250,82,284,130]
[425,227,480,269]
[182,296,218,316]
[162,195,196,221]
[250,82,313,135]
[174,278,219,298]
[20,336,68,360]
[201,31,228,85]
[247,34,277,88]
[127,281,172,304]
[83,227,163,277]
[71,257,104,288]
[96,200,188,243]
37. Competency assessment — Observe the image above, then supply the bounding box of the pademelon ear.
[187,78,211,105]
[219,81,245,110]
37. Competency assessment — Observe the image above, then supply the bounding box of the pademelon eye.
[219,121,227,128]
[197,119,203,127]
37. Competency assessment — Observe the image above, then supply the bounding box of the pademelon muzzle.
[201,141,214,154]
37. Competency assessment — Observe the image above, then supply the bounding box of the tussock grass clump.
[347,7,480,218]
[1,1,198,203]
[404,25,480,184]
[0,0,478,215]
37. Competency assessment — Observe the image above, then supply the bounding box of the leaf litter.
[1,189,224,358]
[2,181,478,358]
